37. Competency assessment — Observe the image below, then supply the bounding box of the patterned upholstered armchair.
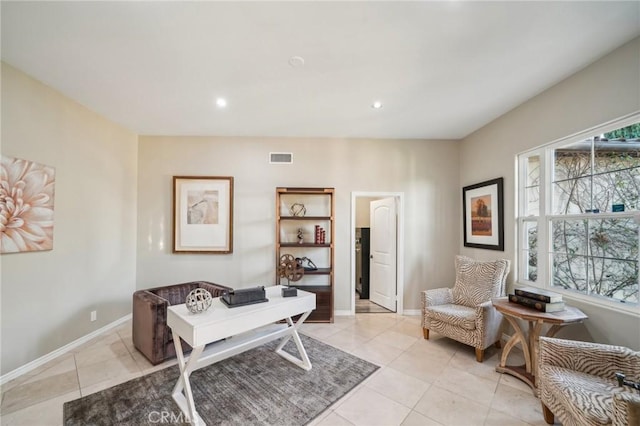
[421,255,510,362]
[539,336,640,426]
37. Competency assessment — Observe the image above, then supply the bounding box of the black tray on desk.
[220,286,268,308]
[220,297,269,308]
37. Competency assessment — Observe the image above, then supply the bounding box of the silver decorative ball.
[289,203,306,217]
[185,288,213,314]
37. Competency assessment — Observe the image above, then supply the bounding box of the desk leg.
[172,331,205,426]
[275,311,312,371]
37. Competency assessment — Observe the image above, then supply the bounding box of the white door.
[369,197,397,311]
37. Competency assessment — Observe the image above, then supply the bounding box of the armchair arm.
[421,288,453,308]
[612,391,640,426]
[421,288,453,333]
[475,300,504,348]
[132,290,169,365]
[539,337,640,379]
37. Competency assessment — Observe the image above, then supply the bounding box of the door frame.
[350,191,404,315]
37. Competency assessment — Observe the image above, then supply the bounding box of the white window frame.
[517,112,640,316]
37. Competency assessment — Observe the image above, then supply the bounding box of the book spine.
[514,289,558,303]
[509,294,553,312]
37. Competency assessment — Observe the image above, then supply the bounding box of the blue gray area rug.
[63,335,379,425]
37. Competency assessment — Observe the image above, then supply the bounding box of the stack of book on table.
[509,287,565,312]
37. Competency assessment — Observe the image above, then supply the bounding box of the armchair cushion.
[452,256,510,308]
[426,304,477,330]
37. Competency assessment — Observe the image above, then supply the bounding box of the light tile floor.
[0,314,552,426]
[355,292,393,314]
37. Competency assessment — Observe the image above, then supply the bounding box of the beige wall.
[0,63,138,375]
[137,136,461,312]
[460,37,640,349]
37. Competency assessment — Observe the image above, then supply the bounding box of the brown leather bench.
[132,281,232,365]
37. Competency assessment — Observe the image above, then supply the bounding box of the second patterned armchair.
[538,336,640,426]
[421,255,510,362]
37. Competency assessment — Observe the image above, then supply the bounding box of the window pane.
[525,187,539,216]
[527,156,540,187]
[588,218,638,261]
[552,219,588,256]
[524,221,538,282]
[590,257,638,303]
[553,176,592,214]
[552,253,587,293]
[591,167,640,212]
[552,217,638,302]
[594,137,640,174]
[524,155,540,216]
[554,139,592,181]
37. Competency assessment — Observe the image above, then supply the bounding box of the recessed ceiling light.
[216,98,227,108]
[288,56,305,68]
[372,101,383,109]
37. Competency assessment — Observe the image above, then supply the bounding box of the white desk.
[167,286,316,425]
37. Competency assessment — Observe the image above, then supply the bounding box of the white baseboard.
[0,314,132,386]
[334,310,353,317]
[402,309,421,316]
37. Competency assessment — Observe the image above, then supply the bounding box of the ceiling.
[2,1,639,140]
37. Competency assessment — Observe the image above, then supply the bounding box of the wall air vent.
[269,152,293,164]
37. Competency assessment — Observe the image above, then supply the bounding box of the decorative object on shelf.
[282,286,298,297]
[279,254,304,283]
[221,286,268,308]
[297,228,304,244]
[296,256,318,271]
[173,176,234,253]
[185,288,213,314]
[1,155,56,254]
[314,225,326,244]
[289,202,306,217]
[462,177,504,251]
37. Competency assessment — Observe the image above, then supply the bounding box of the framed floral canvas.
[1,155,56,254]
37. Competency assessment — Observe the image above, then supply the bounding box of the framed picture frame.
[463,177,504,251]
[173,176,234,253]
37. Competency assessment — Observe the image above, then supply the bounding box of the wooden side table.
[491,297,587,395]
